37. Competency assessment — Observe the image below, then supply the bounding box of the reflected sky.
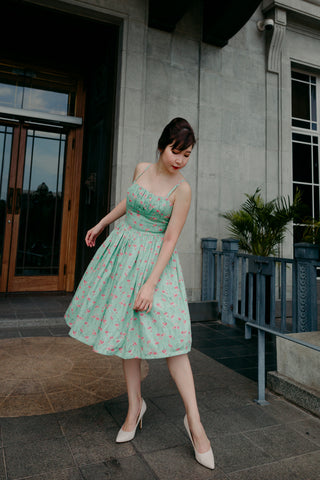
[0,127,13,201]
[0,82,69,116]
[24,131,66,194]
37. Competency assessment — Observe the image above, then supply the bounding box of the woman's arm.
[98,198,127,230]
[133,181,191,312]
[85,198,127,247]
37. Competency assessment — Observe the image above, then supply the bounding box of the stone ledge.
[267,370,320,418]
[276,332,320,390]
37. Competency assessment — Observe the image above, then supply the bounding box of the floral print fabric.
[65,181,192,359]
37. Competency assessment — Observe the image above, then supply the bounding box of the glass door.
[0,65,85,292]
[13,125,67,290]
[0,122,70,291]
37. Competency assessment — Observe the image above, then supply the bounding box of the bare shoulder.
[177,180,191,198]
[133,162,152,180]
[172,180,191,207]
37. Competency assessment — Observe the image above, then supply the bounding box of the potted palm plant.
[222,187,301,258]
[221,188,301,322]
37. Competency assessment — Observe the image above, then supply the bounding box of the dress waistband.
[124,218,166,236]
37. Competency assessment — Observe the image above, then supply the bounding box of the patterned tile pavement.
[0,336,148,417]
[0,295,319,480]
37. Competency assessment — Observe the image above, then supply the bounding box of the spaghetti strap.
[134,164,151,183]
[167,179,185,197]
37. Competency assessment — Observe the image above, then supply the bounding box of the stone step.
[268,332,320,417]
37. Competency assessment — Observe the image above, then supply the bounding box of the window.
[292,69,320,243]
[0,63,76,116]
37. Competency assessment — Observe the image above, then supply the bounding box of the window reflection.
[292,69,320,246]
[0,126,13,275]
[0,83,23,109]
[23,87,69,115]
[292,81,310,121]
[0,68,75,116]
[291,71,317,130]
[16,129,66,276]
[292,133,319,220]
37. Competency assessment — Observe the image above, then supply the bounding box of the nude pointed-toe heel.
[116,399,147,443]
[184,415,215,470]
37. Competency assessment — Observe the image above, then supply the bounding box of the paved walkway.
[0,296,320,479]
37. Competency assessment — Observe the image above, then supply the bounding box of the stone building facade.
[0,0,319,300]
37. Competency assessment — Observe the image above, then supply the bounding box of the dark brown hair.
[158,117,196,152]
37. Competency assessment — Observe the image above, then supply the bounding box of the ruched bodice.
[126,183,173,234]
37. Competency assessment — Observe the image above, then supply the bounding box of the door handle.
[7,188,14,214]
[15,188,22,214]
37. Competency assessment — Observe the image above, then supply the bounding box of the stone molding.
[263,0,320,73]
[263,0,320,21]
[267,18,286,73]
[305,0,320,6]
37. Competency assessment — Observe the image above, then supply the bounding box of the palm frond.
[221,188,301,256]
[301,217,320,244]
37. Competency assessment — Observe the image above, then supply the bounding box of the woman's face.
[160,143,192,172]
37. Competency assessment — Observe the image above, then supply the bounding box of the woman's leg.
[167,354,210,453]
[121,358,143,431]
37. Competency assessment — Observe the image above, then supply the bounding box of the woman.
[65,118,214,469]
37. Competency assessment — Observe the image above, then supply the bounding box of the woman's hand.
[85,223,104,247]
[133,282,155,313]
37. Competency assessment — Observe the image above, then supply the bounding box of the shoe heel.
[183,415,215,470]
[116,399,146,443]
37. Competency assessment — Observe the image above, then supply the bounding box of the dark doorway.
[0,1,119,292]
[75,30,119,284]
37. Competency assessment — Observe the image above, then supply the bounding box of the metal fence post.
[255,328,269,405]
[294,242,320,332]
[254,266,269,405]
[221,238,239,325]
[201,238,217,301]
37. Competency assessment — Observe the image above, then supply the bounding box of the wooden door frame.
[0,80,85,293]
[0,123,20,292]
[59,80,86,292]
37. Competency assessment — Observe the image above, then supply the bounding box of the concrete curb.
[267,370,320,418]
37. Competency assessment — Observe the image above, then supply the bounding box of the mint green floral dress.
[65,167,192,359]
